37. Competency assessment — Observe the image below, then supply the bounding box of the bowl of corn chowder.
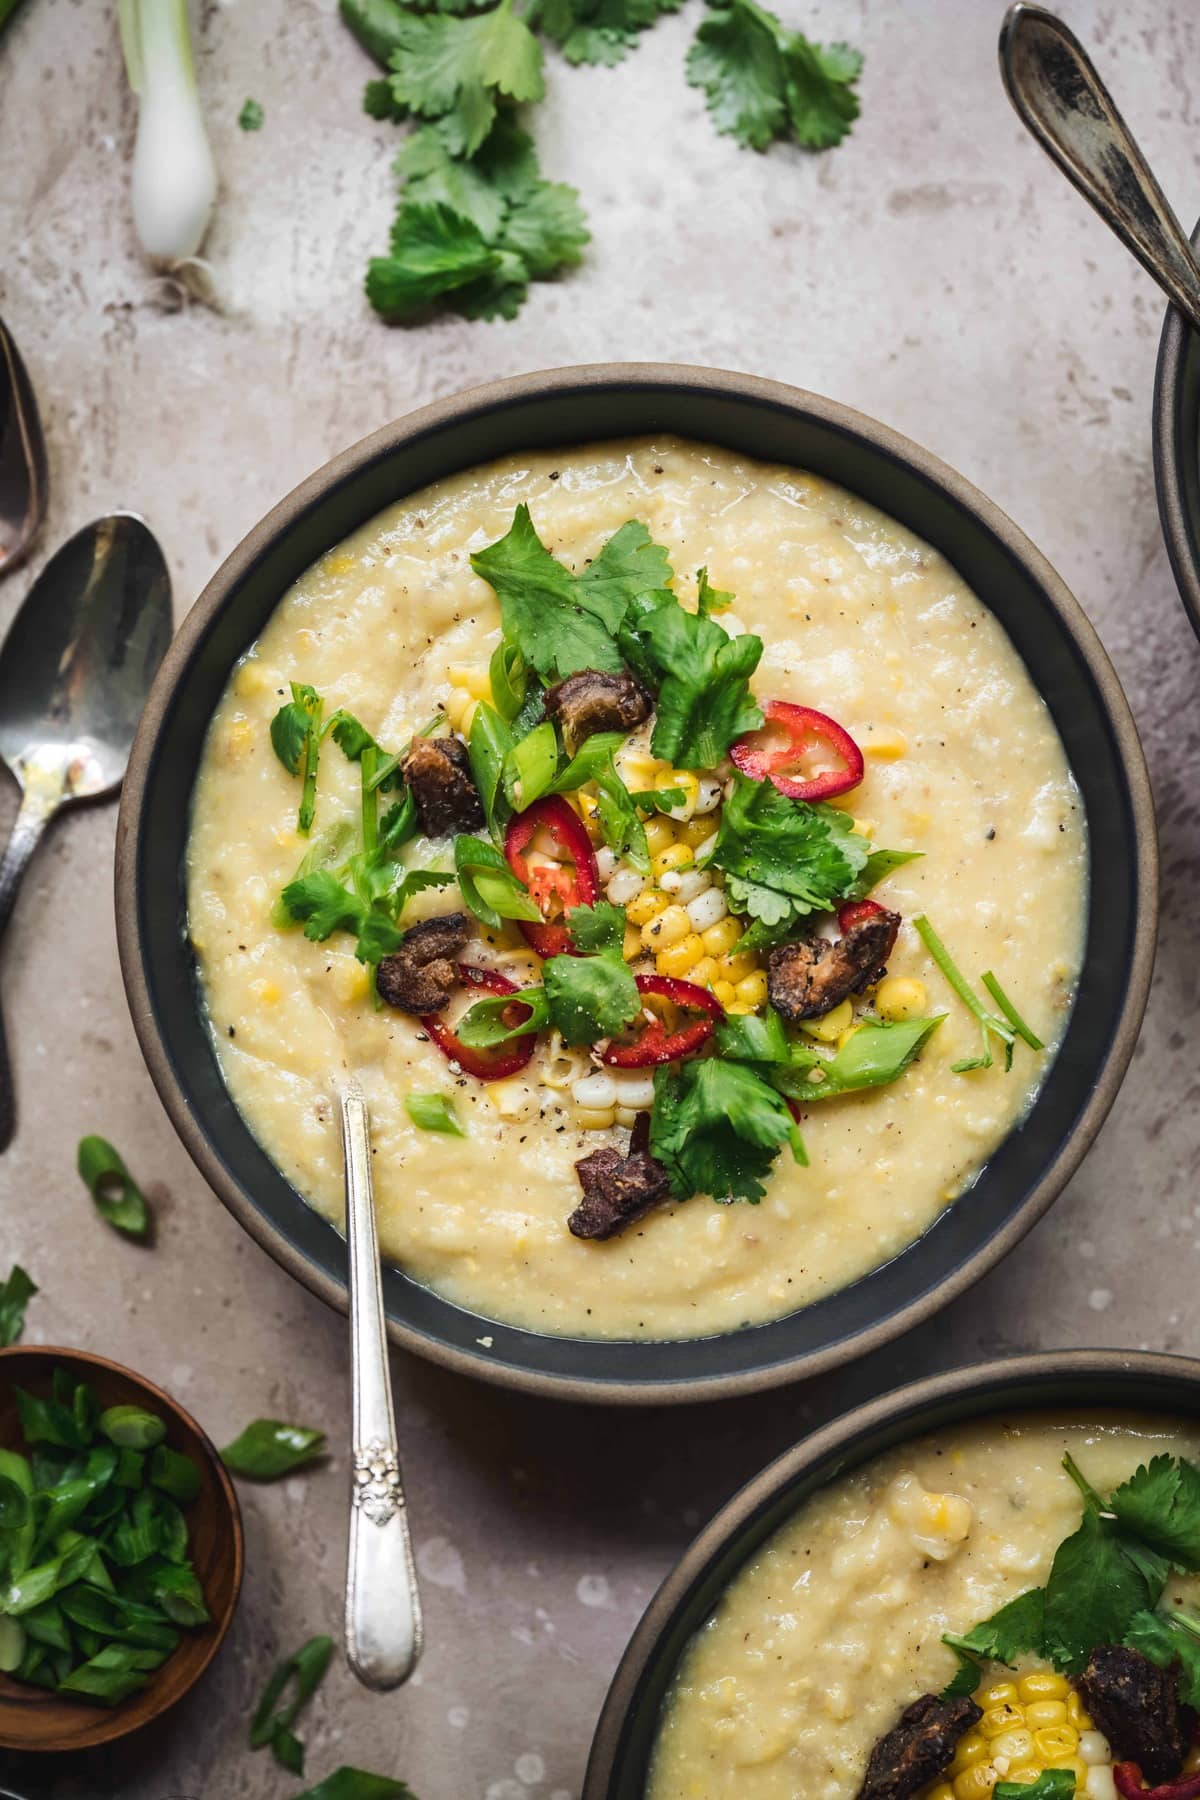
[116,365,1154,1401]
[585,1352,1200,1798]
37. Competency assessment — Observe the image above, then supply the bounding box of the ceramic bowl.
[1153,229,1200,635]
[0,1346,243,1751]
[116,363,1156,1403]
[582,1348,1200,1795]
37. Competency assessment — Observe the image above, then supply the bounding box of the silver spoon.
[340,1082,423,1689]
[999,3,1200,335]
[0,316,48,576]
[0,514,172,1149]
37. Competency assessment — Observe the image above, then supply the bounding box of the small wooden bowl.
[0,1346,243,1751]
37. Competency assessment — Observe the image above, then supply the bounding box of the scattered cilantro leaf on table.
[687,0,862,152]
[526,0,682,67]
[650,1057,805,1203]
[239,98,264,131]
[383,3,544,157]
[0,1264,36,1346]
[292,1769,420,1800]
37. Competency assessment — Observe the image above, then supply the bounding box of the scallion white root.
[119,0,218,277]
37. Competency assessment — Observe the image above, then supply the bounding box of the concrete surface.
[2,0,1200,1794]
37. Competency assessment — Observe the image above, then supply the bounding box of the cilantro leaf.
[635,598,763,768]
[542,945,639,1044]
[686,0,861,154]
[943,1588,1045,1667]
[938,1645,982,1701]
[281,871,365,943]
[0,1264,37,1347]
[1124,1607,1200,1709]
[239,98,264,132]
[1108,1455,1200,1571]
[526,0,682,67]
[270,683,325,832]
[713,778,868,937]
[1043,1507,1159,1674]
[470,505,625,679]
[366,202,500,320]
[500,177,589,277]
[650,1058,804,1203]
[565,901,626,956]
[696,566,734,615]
[279,866,452,963]
[385,5,544,158]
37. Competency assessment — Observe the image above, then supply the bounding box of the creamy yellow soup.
[649,1413,1200,1800]
[186,437,1086,1340]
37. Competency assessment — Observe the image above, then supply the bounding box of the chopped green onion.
[913,915,1019,1074]
[489,638,527,721]
[220,1420,326,1481]
[250,1633,334,1774]
[291,1768,419,1800]
[0,1263,36,1346]
[99,1406,166,1451]
[149,1445,201,1504]
[981,970,1043,1050]
[404,1093,466,1136]
[502,719,559,810]
[77,1136,151,1240]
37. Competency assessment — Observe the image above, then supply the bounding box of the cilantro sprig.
[710,775,869,949]
[650,1057,806,1203]
[687,0,862,152]
[941,1451,1200,1698]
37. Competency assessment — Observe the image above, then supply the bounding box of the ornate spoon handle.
[341,1082,423,1690]
[1000,3,1200,333]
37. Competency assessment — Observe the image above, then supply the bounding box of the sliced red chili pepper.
[730,700,864,802]
[837,898,887,934]
[601,974,723,1068]
[1114,1763,1200,1800]
[505,795,601,958]
[422,964,536,1082]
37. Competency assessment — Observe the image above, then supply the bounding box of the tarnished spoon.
[0,514,172,1149]
[0,317,48,576]
[999,3,1200,334]
[341,1082,423,1690]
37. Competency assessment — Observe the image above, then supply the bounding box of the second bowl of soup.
[117,365,1154,1399]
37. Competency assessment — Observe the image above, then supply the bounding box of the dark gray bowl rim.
[582,1347,1200,1796]
[1154,251,1200,638]
[115,362,1157,1405]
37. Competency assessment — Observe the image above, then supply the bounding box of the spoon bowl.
[0,319,47,578]
[0,513,172,1148]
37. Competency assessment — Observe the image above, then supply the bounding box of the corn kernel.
[485,1077,538,1122]
[863,728,908,759]
[1066,1692,1093,1731]
[953,1765,998,1800]
[666,771,700,821]
[1025,1701,1067,1730]
[657,934,707,979]
[652,843,694,878]
[690,955,721,988]
[1019,1672,1069,1703]
[701,916,743,958]
[725,1001,754,1014]
[627,888,669,928]
[717,952,758,983]
[735,971,768,1008]
[234,660,270,698]
[1006,1770,1043,1788]
[622,751,668,786]
[981,1704,1023,1739]
[989,1729,1035,1765]
[800,998,854,1042]
[851,816,876,837]
[927,1787,956,1800]
[644,816,676,855]
[951,1734,988,1771]
[325,553,356,576]
[250,977,281,1004]
[677,815,717,849]
[623,926,643,962]
[713,980,737,1008]
[576,1107,616,1131]
[332,960,370,1004]
[448,665,494,702]
[876,976,928,1022]
[1034,1725,1079,1761]
[642,905,693,951]
[445,687,474,732]
[979,1681,1019,1712]
[224,718,254,757]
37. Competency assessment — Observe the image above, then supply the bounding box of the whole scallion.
[118,0,218,269]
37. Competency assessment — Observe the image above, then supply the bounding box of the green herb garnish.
[0,1265,36,1347]
[914,915,1040,1073]
[453,834,541,930]
[219,1421,326,1482]
[404,1093,466,1137]
[625,590,763,768]
[270,682,324,834]
[687,0,862,152]
[650,1057,805,1204]
[994,1774,1075,1800]
[250,1633,334,1774]
[239,97,264,131]
[293,1768,419,1800]
[77,1138,151,1241]
[0,1368,209,1704]
[772,1015,944,1104]
[542,904,640,1044]
[711,775,868,946]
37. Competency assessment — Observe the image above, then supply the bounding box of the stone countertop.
[2,0,1200,1795]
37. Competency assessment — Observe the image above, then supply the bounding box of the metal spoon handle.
[340,1083,423,1691]
[999,3,1200,335]
[0,786,54,1150]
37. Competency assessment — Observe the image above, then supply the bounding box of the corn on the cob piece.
[923,1670,1108,1800]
